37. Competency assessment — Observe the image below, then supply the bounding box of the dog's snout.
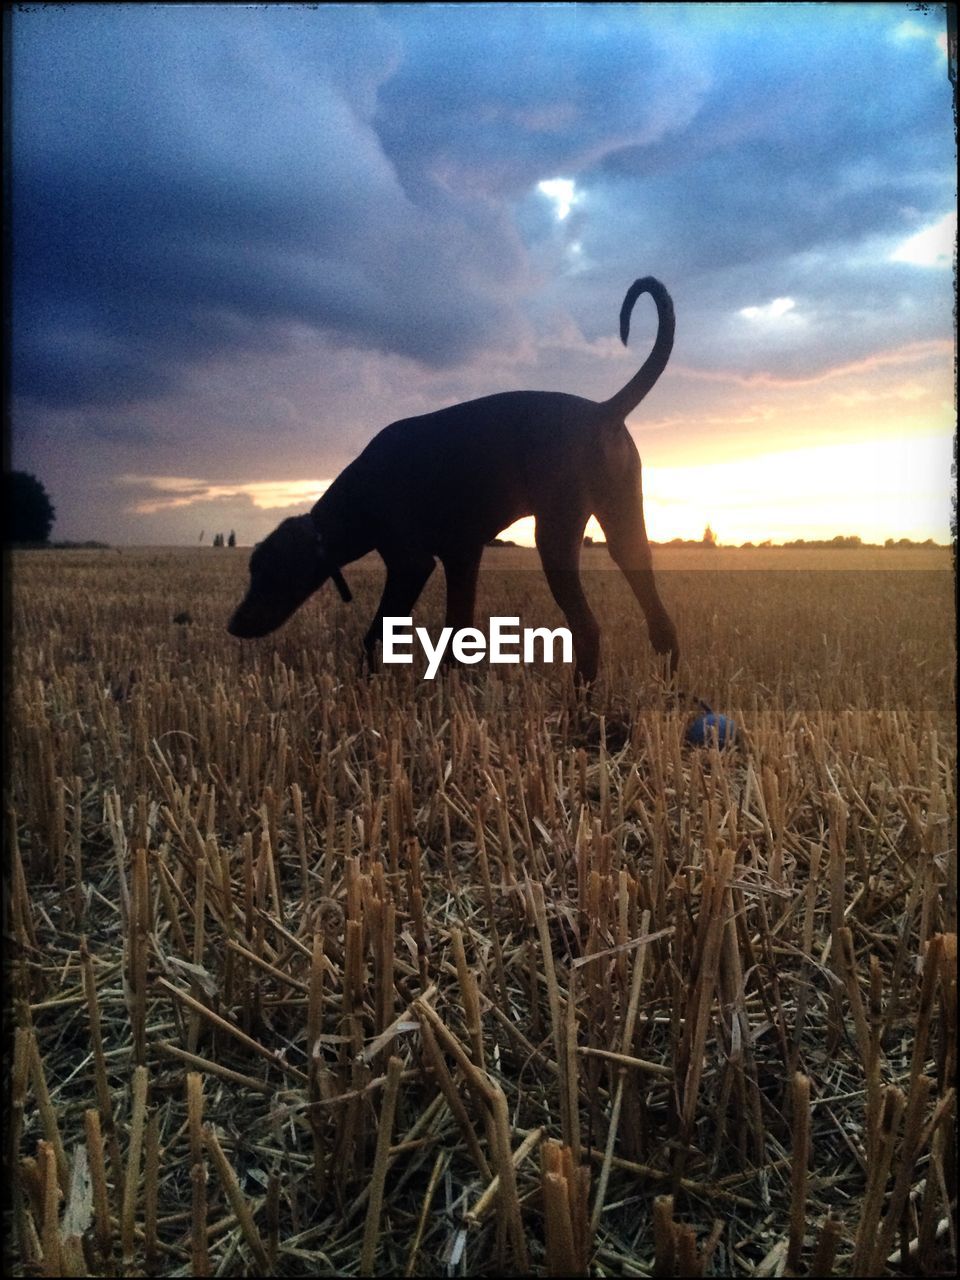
[227,601,263,638]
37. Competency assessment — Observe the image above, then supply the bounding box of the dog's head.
[227,514,351,639]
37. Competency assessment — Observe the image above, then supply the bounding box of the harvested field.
[5,545,957,1276]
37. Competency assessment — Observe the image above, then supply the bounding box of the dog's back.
[323,390,611,552]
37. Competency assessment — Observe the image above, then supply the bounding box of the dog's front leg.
[441,549,483,628]
[362,553,436,672]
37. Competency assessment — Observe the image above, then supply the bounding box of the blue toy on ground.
[685,703,736,748]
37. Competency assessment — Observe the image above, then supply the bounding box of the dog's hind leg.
[363,553,436,672]
[535,510,600,684]
[593,442,679,675]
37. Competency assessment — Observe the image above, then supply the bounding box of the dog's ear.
[315,530,352,602]
[331,568,352,603]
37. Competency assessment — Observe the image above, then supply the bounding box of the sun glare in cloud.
[537,177,579,221]
[739,297,797,323]
[890,212,956,268]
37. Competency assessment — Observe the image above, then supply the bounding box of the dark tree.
[228,530,236,547]
[5,471,56,544]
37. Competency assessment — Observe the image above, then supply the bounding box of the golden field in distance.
[6,546,956,1277]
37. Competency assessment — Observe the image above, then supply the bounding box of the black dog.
[228,277,679,682]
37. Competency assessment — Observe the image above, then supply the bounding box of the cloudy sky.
[9,2,956,546]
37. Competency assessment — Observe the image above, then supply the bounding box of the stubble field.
[5,544,957,1276]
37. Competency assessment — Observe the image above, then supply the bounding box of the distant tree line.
[882,536,943,550]
[736,535,946,550]
[651,533,948,550]
[650,525,720,549]
[489,528,949,552]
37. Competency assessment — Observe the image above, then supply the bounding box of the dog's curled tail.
[602,277,675,421]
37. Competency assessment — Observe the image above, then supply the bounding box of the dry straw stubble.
[5,544,956,1275]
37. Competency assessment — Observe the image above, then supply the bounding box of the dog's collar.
[315,532,352,603]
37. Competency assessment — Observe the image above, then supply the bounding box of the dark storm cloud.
[373,4,710,198]
[10,3,955,419]
[10,5,528,409]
